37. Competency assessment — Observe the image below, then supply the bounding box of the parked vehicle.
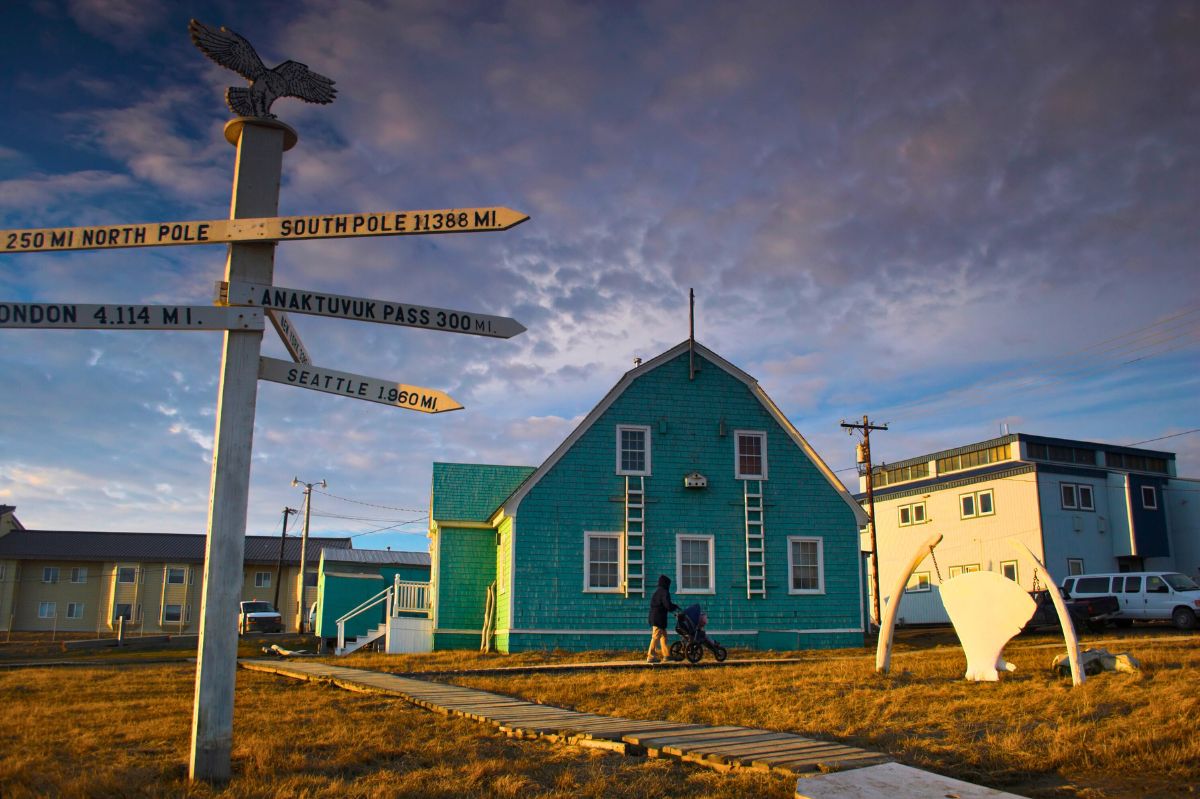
[238,600,282,634]
[1062,572,1200,630]
[1022,590,1120,633]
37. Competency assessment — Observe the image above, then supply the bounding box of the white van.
[1062,572,1200,630]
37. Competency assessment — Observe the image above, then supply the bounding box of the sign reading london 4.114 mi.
[0,207,528,253]
[0,302,263,330]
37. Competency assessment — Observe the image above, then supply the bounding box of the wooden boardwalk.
[241,658,889,776]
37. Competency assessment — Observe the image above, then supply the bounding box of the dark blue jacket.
[648,575,678,628]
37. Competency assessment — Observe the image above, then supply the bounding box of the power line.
[346,515,429,539]
[311,488,425,513]
[1124,428,1200,447]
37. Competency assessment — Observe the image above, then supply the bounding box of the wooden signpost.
[0,19,529,783]
[218,280,526,339]
[258,357,462,413]
[0,206,529,253]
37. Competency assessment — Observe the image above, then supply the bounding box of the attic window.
[735,431,767,480]
[616,425,651,476]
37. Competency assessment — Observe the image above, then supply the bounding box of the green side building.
[429,340,869,653]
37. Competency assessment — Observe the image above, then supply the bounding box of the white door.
[385,616,433,654]
[1118,575,1143,618]
[1142,575,1171,620]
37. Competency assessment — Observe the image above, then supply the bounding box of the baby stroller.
[669,604,728,663]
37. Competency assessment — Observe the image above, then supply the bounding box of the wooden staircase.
[335,622,387,656]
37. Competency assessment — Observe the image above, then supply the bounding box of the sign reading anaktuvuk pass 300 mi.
[0,207,528,253]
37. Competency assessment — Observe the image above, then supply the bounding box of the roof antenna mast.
[689,288,696,381]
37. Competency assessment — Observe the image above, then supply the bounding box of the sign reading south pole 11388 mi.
[0,207,528,253]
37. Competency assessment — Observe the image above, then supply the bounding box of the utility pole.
[841,415,888,629]
[273,507,296,611]
[292,477,326,633]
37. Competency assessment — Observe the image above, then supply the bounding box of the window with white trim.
[1078,484,1094,511]
[1141,485,1157,510]
[114,603,133,622]
[787,537,824,594]
[42,566,59,584]
[615,425,651,476]
[898,501,927,527]
[67,602,85,619]
[1060,483,1095,511]
[676,535,714,593]
[735,431,767,479]
[38,601,56,619]
[163,604,183,624]
[254,571,272,588]
[905,571,931,593]
[1000,560,1019,582]
[1060,483,1077,509]
[166,567,186,585]
[70,567,87,584]
[583,531,623,593]
[117,566,136,584]
[1067,558,1084,576]
[960,489,994,519]
[947,564,981,579]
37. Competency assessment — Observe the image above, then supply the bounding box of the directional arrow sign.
[218,281,526,339]
[257,356,463,413]
[0,302,263,330]
[266,310,311,364]
[0,207,529,254]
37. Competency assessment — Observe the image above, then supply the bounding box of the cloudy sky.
[1,0,1197,552]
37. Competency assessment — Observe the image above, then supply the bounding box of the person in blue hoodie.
[646,574,679,663]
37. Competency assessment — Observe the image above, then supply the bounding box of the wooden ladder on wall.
[744,480,766,598]
[625,475,646,597]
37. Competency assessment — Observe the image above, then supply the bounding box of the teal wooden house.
[428,341,869,653]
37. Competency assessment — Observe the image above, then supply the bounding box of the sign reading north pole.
[257,356,462,413]
[0,207,528,253]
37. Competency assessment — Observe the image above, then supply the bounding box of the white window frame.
[1077,484,1094,511]
[948,564,981,579]
[113,603,133,622]
[912,502,926,523]
[898,505,911,527]
[254,571,272,589]
[67,602,85,619]
[905,571,931,593]
[162,604,183,624]
[1067,558,1084,576]
[166,567,186,585]
[1141,485,1157,510]
[1060,483,1078,510]
[70,567,87,584]
[734,430,768,480]
[960,492,976,519]
[615,424,652,476]
[977,489,994,516]
[117,566,137,584]
[787,536,825,595]
[1000,560,1019,582]
[676,534,715,594]
[42,566,59,584]
[582,531,624,594]
[38,601,57,619]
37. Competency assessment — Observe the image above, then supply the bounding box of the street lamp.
[292,476,326,633]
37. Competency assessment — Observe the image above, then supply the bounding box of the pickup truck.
[1022,590,1120,633]
[238,600,283,635]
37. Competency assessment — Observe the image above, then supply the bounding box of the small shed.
[314,548,430,643]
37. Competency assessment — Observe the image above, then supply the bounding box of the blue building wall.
[505,351,863,652]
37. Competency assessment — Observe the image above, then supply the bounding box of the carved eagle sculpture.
[189,20,336,119]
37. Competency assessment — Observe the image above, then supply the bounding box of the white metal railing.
[334,577,432,652]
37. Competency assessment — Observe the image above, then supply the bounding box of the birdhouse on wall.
[684,472,707,489]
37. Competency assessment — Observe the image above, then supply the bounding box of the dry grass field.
[1,629,1195,798]
[0,663,790,798]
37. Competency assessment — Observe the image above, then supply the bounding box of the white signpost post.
[0,18,530,784]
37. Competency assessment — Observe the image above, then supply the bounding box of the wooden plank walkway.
[241,658,889,775]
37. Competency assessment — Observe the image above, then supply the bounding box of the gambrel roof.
[502,340,868,526]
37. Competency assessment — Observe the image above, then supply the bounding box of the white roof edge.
[504,339,867,526]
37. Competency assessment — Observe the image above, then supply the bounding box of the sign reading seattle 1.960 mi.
[257,356,462,413]
[0,303,263,330]
[219,281,526,339]
[0,207,529,253]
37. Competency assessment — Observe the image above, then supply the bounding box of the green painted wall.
[507,351,863,652]
[433,526,497,650]
[314,562,430,640]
